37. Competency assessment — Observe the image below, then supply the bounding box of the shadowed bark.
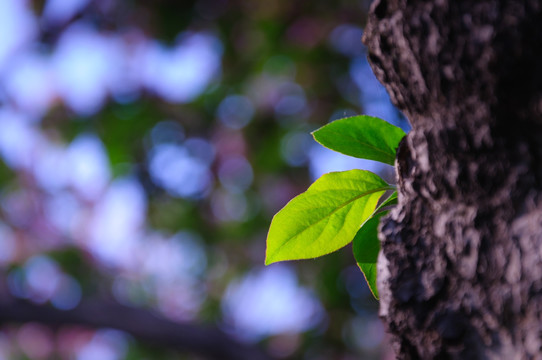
[363,0,542,358]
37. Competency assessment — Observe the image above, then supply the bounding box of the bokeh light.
[0,1,406,359]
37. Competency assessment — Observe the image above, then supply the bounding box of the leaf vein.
[317,129,396,163]
[271,186,390,257]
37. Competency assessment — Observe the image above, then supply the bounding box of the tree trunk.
[363,0,542,358]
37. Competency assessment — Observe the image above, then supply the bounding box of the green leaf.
[353,211,388,299]
[266,170,391,265]
[312,115,406,166]
[374,191,397,215]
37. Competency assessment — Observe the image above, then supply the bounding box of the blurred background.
[0,0,409,359]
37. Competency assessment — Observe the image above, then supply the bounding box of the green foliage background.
[0,0,407,359]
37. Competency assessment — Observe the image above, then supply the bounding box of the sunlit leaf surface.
[266,170,391,264]
[312,115,406,165]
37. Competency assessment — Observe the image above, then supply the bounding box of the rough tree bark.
[363,0,542,358]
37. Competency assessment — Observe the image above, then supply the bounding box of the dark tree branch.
[0,297,272,360]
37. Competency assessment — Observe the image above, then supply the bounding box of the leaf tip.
[356,263,379,300]
[264,245,279,266]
